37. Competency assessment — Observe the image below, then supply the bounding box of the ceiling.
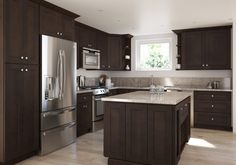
[45,0,236,36]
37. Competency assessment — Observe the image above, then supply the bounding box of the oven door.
[83,51,100,69]
[92,95,106,121]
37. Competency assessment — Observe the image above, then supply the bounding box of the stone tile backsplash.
[111,77,231,89]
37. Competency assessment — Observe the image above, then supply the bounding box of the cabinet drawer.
[195,112,231,127]
[77,93,92,103]
[195,101,231,114]
[179,108,189,124]
[194,91,231,102]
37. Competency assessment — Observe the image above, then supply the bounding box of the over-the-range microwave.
[82,47,100,69]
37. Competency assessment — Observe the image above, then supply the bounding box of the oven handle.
[94,98,102,101]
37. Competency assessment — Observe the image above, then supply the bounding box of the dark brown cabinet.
[126,104,148,164]
[97,31,108,69]
[107,35,122,70]
[104,103,126,160]
[5,64,39,162]
[77,23,97,49]
[77,93,93,137]
[104,98,191,165]
[174,26,231,70]
[5,0,39,65]
[194,91,232,131]
[40,4,78,40]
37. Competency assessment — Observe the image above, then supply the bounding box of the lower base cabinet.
[104,98,190,165]
[77,93,92,137]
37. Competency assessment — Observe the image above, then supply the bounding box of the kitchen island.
[102,91,191,165]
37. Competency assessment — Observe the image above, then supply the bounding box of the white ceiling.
[45,0,236,35]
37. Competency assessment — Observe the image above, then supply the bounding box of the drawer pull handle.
[184,104,188,107]
[83,105,87,108]
[211,118,214,121]
[83,97,87,100]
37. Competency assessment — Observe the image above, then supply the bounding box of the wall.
[111,33,232,78]
[233,21,236,133]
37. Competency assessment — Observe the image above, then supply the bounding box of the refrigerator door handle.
[61,50,66,99]
[57,50,64,100]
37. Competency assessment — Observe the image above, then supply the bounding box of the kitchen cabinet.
[104,97,190,165]
[77,23,97,49]
[104,103,126,160]
[148,105,173,165]
[5,64,39,162]
[97,31,108,70]
[107,35,122,70]
[126,104,148,164]
[5,0,39,65]
[77,93,93,137]
[194,91,232,131]
[40,4,78,40]
[173,26,231,70]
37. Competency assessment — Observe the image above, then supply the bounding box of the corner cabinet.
[173,26,231,70]
[104,98,191,165]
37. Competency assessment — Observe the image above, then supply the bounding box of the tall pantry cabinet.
[0,0,40,164]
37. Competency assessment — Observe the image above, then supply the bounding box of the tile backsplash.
[111,77,231,89]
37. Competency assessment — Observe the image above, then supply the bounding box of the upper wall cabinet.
[5,0,39,65]
[40,2,79,40]
[173,26,232,70]
[77,23,97,49]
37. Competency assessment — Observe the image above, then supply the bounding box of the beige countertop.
[101,91,192,105]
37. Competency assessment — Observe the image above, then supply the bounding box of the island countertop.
[101,91,191,105]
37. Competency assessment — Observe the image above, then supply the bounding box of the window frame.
[135,37,173,71]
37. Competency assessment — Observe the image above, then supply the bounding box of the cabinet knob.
[20,68,24,72]
[88,44,92,47]
[184,104,188,107]
[206,64,209,67]
[25,69,28,72]
[60,33,63,36]
[211,105,214,108]
[211,95,214,98]
[83,105,87,109]
[21,56,24,60]
[211,118,214,121]
[202,64,205,67]
[83,96,87,100]
[25,56,28,60]
[108,66,111,68]
[57,32,60,35]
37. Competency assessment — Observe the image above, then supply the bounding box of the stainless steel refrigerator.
[40,35,77,155]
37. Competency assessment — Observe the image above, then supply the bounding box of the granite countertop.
[101,91,191,105]
[77,86,232,94]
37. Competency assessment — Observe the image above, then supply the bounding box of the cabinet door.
[126,104,148,164]
[205,29,231,69]
[181,31,204,69]
[5,64,23,161]
[104,102,126,159]
[40,6,62,37]
[97,31,108,69]
[23,0,39,64]
[20,65,39,155]
[148,105,173,165]
[5,0,24,64]
[79,26,96,48]
[108,35,122,70]
[62,15,75,40]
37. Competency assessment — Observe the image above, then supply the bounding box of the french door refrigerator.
[40,35,77,155]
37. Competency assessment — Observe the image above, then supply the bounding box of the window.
[136,38,172,71]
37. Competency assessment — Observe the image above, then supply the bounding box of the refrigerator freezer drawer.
[41,107,76,131]
[40,122,76,155]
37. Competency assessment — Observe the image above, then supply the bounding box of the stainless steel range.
[92,88,109,121]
